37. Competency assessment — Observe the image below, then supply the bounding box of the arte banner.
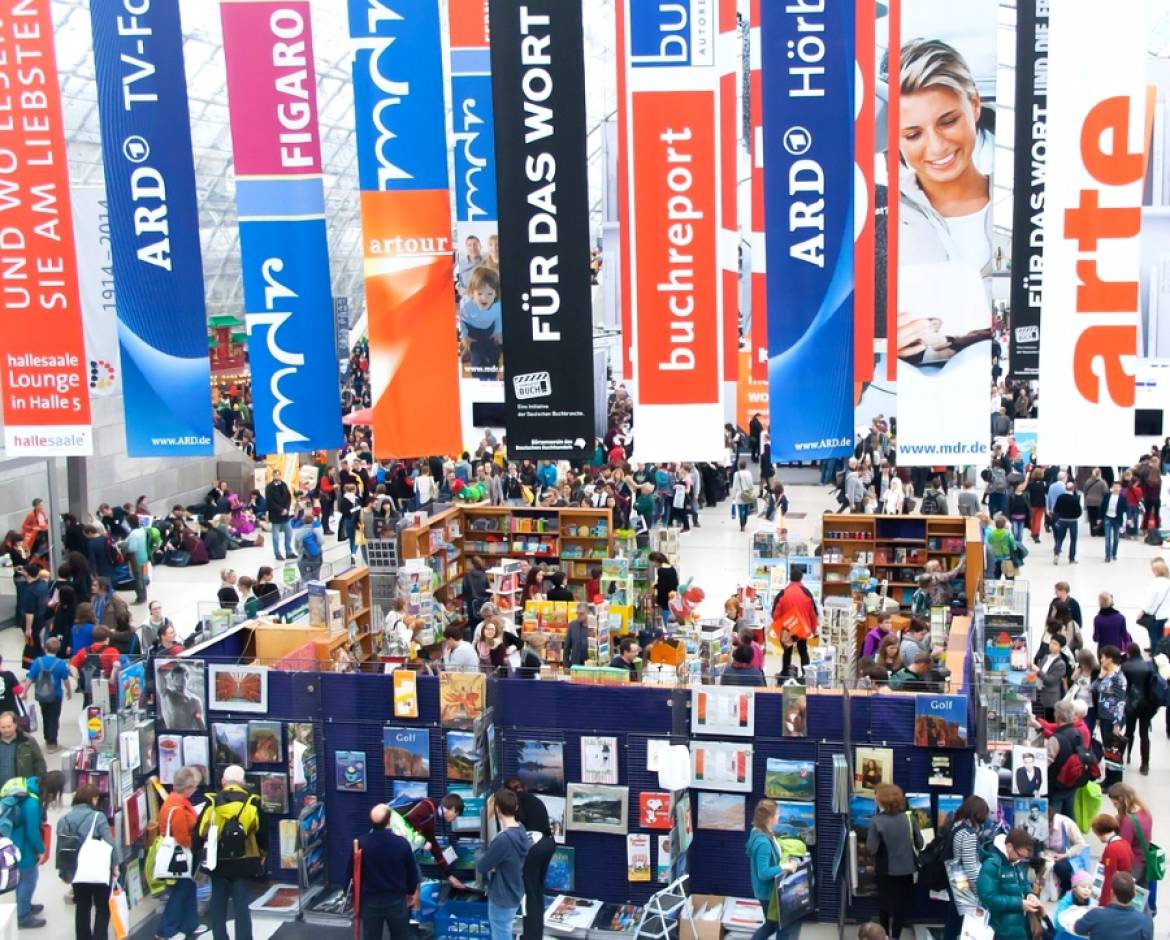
[1007,0,1048,380]
[761,0,855,462]
[1038,0,1144,463]
[221,0,341,455]
[490,0,595,458]
[747,0,767,382]
[718,0,738,397]
[619,0,725,463]
[91,0,213,456]
[891,0,996,466]
[0,0,92,455]
[349,0,462,457]
[70,187,119,398]
[449,0,503,388]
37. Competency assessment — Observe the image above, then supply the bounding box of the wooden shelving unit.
[820,513,983,611]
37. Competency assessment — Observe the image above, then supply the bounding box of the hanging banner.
[891,0,996,466]
[616,2,633,381]
[761,0,855,462]
[853,0,876,385]
[1038,0,1144,463]
[220,0,341,455]
[1007,0,1047,380]
[70,188,119,398]
[91,0,214,456]
[489,0,595,458]
[619,0,725,463]
[718,0,739,397]
[736,349,769,434]
[349,0,462,457]
[0,0,92,455]
[747,0,767,382]
[449,0,503,387]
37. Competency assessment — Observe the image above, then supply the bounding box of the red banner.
[0,0,92,454]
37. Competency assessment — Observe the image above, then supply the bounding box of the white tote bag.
[152,808,194,881]
[72,815,113,885]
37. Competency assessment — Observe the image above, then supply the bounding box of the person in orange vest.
[771,568,819,679]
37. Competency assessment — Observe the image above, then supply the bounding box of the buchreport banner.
[761,0,855,462]
[891,0,996,466]
[1038,1,1144,463]
[490,0,594,458]
[221,0,341,454]
[620,0,725,463]
[0,0,92,455]
[91,0,213,456]
[349,0,462,457]
[1008,0,1048,380]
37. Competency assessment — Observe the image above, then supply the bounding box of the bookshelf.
[820,514,984,611]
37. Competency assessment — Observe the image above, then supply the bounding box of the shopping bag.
[1073,781,1103,834]
[958,912,994,940]
[73,815,113,884]
[777,856,815,926]
[151,809,194,880]
[202,818,219,872]
[109,882,130,940]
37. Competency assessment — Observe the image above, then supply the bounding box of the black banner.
[489,0,595,458]
[1008,0,1048,379]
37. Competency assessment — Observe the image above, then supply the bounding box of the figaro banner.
[220,0,341,455]
[1038,0,1145,462]
[489,0,595,458]
[0,0,92,455]
[619,0,726,463]
[90,0,214,456]
[349,0,463,457]
[761,0,855,462]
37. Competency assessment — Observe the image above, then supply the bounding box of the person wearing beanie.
[1053,870,1093,940]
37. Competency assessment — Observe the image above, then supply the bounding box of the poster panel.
[1038,1,1145,463]
[761,0,855,462]
[620,0,725,463]
[221,0,341,454]
[891,0,996,466]
[489,0,595,458]
[1007,0,1048,380]
[91,0,213,456]
[0,0,92,455]
[349,0,462,457]
[70,187,119,399]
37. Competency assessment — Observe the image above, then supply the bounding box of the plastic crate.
[434,899,492,939]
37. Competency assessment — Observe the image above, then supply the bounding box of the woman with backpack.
[943,795,989,940]
[56,782,116,939]
[1108,783,1159,913]
[865,784,924,940]
[25,638,69,752]
[1120,643,1157,775]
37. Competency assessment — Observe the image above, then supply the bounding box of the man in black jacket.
[563,604,591,669]
[1052,482,1082,565]
[348,803,420,940]
[265,471,293,561]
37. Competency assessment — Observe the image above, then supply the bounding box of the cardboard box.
[681,894,724,940]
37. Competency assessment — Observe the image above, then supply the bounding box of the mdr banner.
[619,0,725,463]
[91,0,214,456]
[221,0,341,454]
[490,0,595,457]
[350,0,463,458]
[761,0,855,462]
[891,0,996,466]
[0,0,92,455]
[1038,1,1145,463]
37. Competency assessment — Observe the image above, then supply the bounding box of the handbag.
[72,814,113,884]
[1138,585,1170,632]
[152,807,194,881]
[109,882,130,940]
[1131,813,1166,882]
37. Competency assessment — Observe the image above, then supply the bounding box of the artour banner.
[761,0,855,462]
[221,0,341,455]
[619,0,725,463]
[70,187,120,398]
[1007,0,1048,380]
[489,0,595,458]
[449,0,503,388]
[349,0,462,457]
[891,0,995,466]
[91,0,213,456]
[1038,0,1144,463]
[0,0,92,455]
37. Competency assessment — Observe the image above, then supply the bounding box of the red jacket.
[1099,836,1134,906]
[772,584,818,637]
[1035,717,1090,748]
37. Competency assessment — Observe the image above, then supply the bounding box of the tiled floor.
[8,475,1170,937]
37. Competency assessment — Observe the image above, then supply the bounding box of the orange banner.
[0,0,91,454]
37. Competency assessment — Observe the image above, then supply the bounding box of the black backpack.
[916,820,954,891]
[920,491,941,515]
[215,795,259,861]
[32,661,56,705]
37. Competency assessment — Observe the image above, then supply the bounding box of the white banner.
[1039,1,1147,463]
[71,186,121,397]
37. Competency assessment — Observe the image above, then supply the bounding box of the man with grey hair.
[348,804,420,940]
[198,764,265,940]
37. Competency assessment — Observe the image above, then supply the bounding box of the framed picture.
[782,686,807,737]
[1011,746,1047,796]
[212,723,249,768]
[854,746,894,796]
[765,759,815,802]
[914,695,969,748]
[335,750,367,792]
[154,659,206,731]
[515,739,565,794]
[208,664,269,714]
[691,687,755,737]
[691,741,753,793]
[580,736,619,785]
[382,727,430,779]
[446,731,480,782]
[565,783,629,835]
[247,721,283,765]
[696,792,745,831]
[1013,798,1049,842]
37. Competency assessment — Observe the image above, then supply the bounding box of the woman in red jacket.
[1091,813,1135,906]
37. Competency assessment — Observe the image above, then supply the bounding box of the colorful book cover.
[335,750,367,792]
[626,833,651,882]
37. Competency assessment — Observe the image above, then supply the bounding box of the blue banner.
[89,0,213,456]
[451,69,498,222]
[762,0,855,461]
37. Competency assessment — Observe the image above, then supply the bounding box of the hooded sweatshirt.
[476,824,529,908]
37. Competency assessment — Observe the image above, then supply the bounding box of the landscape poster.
[566,783,628,835]
[774,801,816,845]
[764,759,815,802]
[914,695,968,748]
[516,739,565,794]
[383,727,431,779]
[446,731,480,783]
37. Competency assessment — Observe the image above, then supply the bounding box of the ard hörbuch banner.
[90,0,214,456]
[761,0,855,462]
[220,0,341,454]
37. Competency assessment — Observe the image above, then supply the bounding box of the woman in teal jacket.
[975,829,1043,940]
[745,799,802,940]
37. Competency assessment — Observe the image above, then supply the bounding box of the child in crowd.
[1053,871,1094,940]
